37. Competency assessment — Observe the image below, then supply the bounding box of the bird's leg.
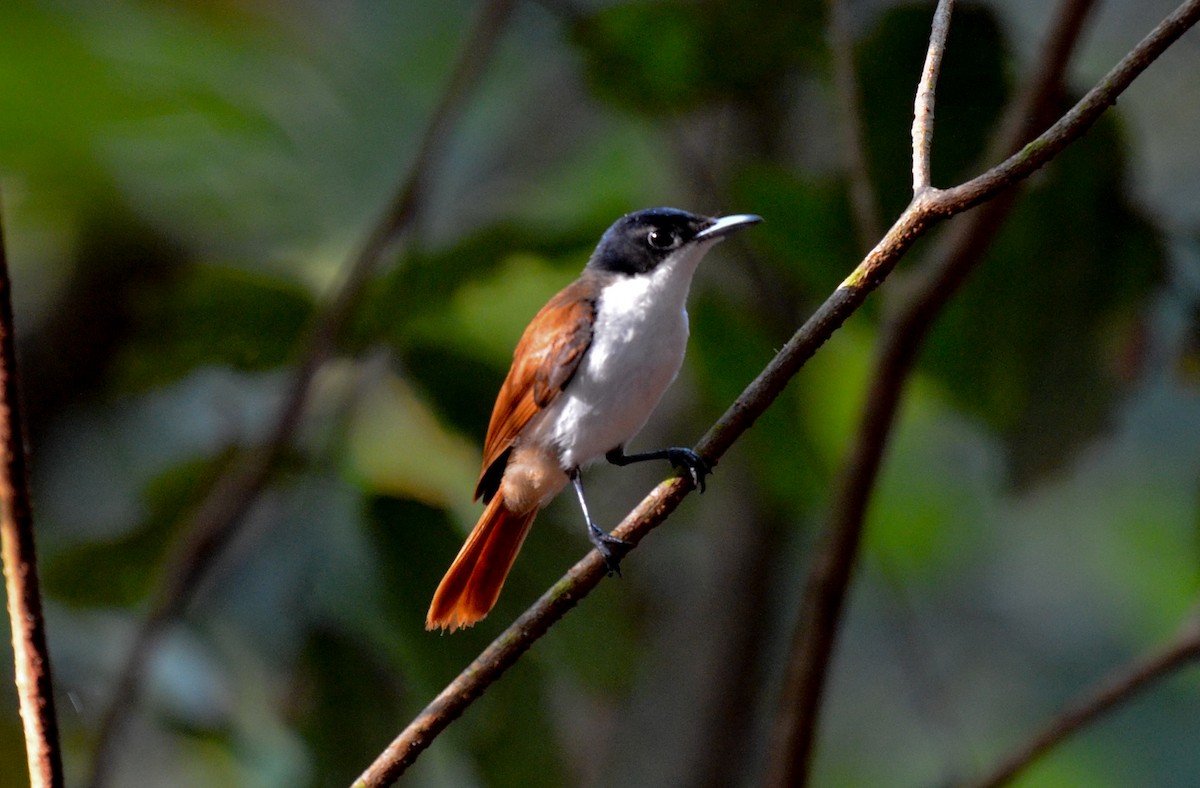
[569,468,630,576]
[605,445,713,493]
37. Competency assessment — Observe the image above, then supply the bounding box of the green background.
[2,1,1199,786]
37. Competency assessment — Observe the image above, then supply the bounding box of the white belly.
[532,267,693,470]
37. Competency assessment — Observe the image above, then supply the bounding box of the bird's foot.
[588,521,631,576]
[664,448,713,493]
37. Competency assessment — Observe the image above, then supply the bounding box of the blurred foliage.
[1,1,1199,787]
[923,112,1163,487]
[571,0,824,115]
[42,453,234,607]
[112,266,315,394]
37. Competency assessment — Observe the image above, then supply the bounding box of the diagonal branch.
[84,2,518,786]
[1,198,65,788]
[966,605,1200,788]
[354,2,1200,784]
[765,1,1099,785]
[912,0,956,192]
[942,0,1200,213]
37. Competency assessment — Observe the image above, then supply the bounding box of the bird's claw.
[665,448,713,493]
[588,521,631,576]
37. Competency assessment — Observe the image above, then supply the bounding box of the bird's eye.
[647,229,679,250]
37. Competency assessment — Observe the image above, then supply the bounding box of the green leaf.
[572,3,708,114]
[400,343,506,445]
[344,373,479,514]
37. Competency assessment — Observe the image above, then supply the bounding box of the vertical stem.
[0,200,64,787]
[911,0,956,192]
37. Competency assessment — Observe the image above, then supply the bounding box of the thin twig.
[912,0,956,192]
[942,0,1200,214]
[826,0,884,249]
[84,2,518,785]
[354,3,1200,784]
[764,1,1099,785]
[966,609,1200,788]
[0,199,65,787]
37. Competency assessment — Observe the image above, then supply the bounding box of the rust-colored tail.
[426,494,537,631]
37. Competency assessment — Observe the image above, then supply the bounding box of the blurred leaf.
[43,453,231,606]
[0,2,139,186]
[858,4,1009,220]
[866,394,996,580]
[401,342,507,444]
[353,223,609,442]
[1175,255,1200,386]
[0,1,284,197]
[731,164,858,297]
[571,0,823,116]
[691,293,829,510]
[0,719,25,788]
[344,372,479,514]
[405,253,577,363]
[790,321,875,468]
[110,265,314,393]
[922,114,1163,486]
[571,3,708,115]
[464,659,568,788]
[19,213,188,431]
[350,221,598,351]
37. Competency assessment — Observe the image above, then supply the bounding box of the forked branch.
[355,2,1200,785]
[766,0,1099,784]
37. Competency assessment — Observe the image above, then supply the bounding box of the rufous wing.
[474,279,595,502]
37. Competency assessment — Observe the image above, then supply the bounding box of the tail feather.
[426,494,536,631]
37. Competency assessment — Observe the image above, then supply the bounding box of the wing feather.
[474,279,595,502]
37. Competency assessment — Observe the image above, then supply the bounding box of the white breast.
[533,241,714,470]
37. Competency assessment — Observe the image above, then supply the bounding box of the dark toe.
[669,448,712,492]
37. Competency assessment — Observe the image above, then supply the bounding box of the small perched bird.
[426,207,762,631]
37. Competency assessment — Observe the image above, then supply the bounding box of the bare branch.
[966,608,1200,788]
[912,0,956,193]
[84,2,518,785]
[826,0,884,248]
[945,0,1200,214]
[764,1,1100,785]
[355,2,1200,784]
[0,198,65,787]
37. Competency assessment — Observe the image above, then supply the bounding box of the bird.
[426,207,762,631]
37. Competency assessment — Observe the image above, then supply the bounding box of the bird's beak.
[695,213,763,242]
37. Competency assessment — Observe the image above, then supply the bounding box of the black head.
[585,207,761,276]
